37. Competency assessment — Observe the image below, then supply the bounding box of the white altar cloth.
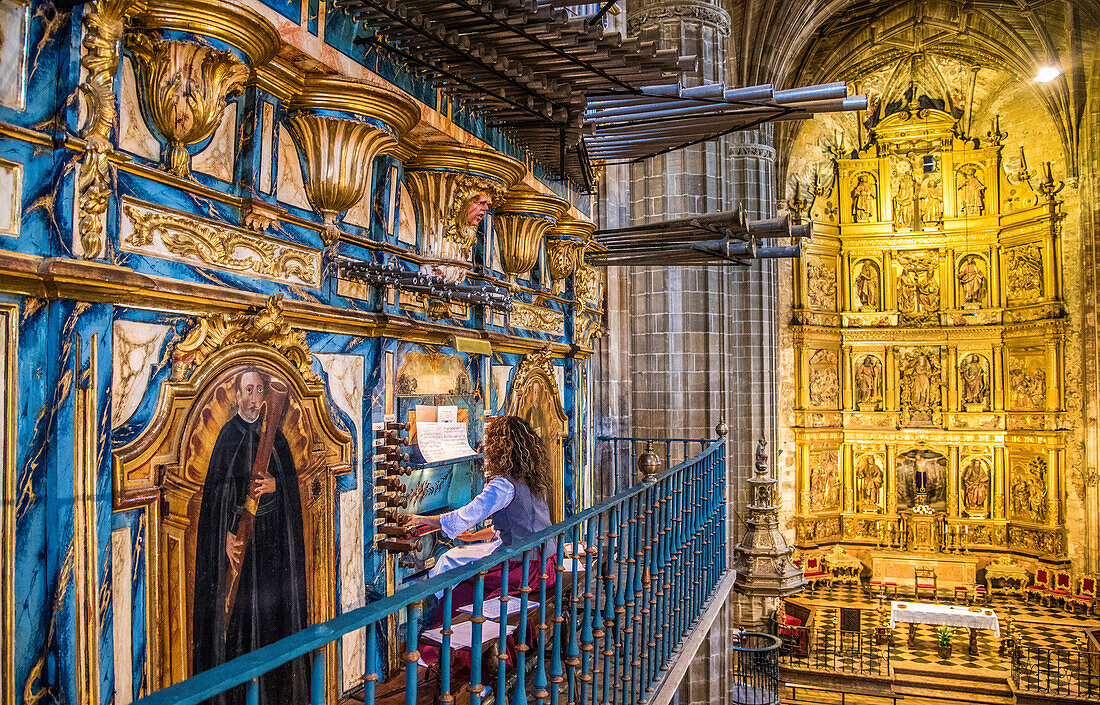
[889,601,1000,637]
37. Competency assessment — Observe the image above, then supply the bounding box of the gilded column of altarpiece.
[792,108,1067,565]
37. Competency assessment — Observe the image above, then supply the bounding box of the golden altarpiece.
[792,107,1067,586]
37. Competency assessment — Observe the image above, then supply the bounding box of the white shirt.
[439,477,515,539]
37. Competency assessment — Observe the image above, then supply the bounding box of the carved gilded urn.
[125,0,279,177]
[495,187,568,285]
[282,77,420,246]
[546,218,595,296]
[403,145,526,283]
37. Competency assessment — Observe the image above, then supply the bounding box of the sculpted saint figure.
[958,168,987,215]
[852,174,877,222]
[859,457,884,511]
[958,255,986,304]
[192,368,309,705]
[893,174,914,229]
[962,458,990,511]
[909,353,933,411]
[854,261,880,310]
[855,355,879,404]
[960,354,988,405]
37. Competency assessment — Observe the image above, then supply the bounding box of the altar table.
[890,601,1000,655]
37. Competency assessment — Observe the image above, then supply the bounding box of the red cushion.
[1051,589,1070,595]
[1073,595,1094,601]
[785,615,802,626]
[1027,584,1047,590]
[917,582,935,588]
[804,570,826,578]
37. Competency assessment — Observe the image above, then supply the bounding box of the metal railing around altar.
[776,625,892,678]
[134,439,728,705]
[1012,645,1100,699]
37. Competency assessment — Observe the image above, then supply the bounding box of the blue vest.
[491,479,551,548]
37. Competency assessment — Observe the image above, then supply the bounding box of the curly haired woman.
[403,415,553,581]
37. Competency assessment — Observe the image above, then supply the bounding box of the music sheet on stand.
[416,419,475,463]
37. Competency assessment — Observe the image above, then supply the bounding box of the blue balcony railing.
[135,438,728,705]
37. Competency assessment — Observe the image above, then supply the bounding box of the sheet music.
[437,405,459,423]
[416,421,475,462]
[421,618,516,647]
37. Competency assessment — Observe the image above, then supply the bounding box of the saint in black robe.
[192,413,310,705]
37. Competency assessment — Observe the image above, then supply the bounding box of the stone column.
[593,3,784,705]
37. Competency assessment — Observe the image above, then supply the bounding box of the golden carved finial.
[171,294,318,383]
[124,32,249,177]
[511,344,561,400]
[546,218,594,296]
[495,187,568,285]
[77,0,148,259]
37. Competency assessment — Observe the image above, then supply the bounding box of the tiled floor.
[794,583,1099,673]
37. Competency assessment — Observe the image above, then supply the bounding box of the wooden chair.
[1068,576,1098,615]
[1047,570,1072,607]
[838,606,862,654]
[803,555,830,589]
[915,567,938,601]
[972,584,989,606]
[953,585,970,605]
[1027,567,1052,603]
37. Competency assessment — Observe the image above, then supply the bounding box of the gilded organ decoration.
[854,354,882,409]
[1011,456,1049,522]
[898,347,941,426]
[961,457,991,516]
[809,451,841,512]
[1006,244,1044,300]
[805,258,837,310]
[807,349,840,408]
[959,353,989,409]
[791,106,1066,561]
[853,260,880,310]
[851,173,878,222]
[957,165,987,216]
[957,254,987,306]
[895,250,943,323]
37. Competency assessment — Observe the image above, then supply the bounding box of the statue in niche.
[961,457,990,514]
[854,355,881,406]
[854,260,880,311]
[858,455,884,512]
[957,255,987,305]
[919,171,943,225]
[1009,359,1046,409]
[896,448,947,510]
[1010,457,1048,522]
[806,262,837,310]
[810,452,840,512]
[851,173,877,222]
[959,354,988,407]
[893,168,916,230]
[957,166,987,216]
[1006,245,1044,299]
[899,348,941,426]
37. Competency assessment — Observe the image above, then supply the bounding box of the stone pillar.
[592,3,783,705]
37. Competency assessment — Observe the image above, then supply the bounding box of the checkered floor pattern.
[792,583,1100,673]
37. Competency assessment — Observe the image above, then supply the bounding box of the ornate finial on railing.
[715,418,729,438]
[636,440,662,482]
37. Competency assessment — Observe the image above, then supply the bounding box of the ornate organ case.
[792,107,1067,563]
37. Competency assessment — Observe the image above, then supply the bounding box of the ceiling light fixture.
[1034,66,1062,82]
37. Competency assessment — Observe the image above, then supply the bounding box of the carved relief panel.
[804,255,838,310]
[897,346,943,427]
[808,449,842,513]
[894,250,944,325]
[1007,350,1048,411]
[806,348,840,409]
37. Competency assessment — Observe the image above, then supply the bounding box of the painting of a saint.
[854,260,880,311]
[958,255,986,305]
[851,174,877,222]
[192,366,310,705]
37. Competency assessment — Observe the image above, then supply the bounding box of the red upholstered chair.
[803,555,830,589]
[1068,576,1097,615]
[972,584,989,606]
[1027,567,1052,603]
[915,567,938,601]
[1047,570,1072,607]
[954,585,970,605]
